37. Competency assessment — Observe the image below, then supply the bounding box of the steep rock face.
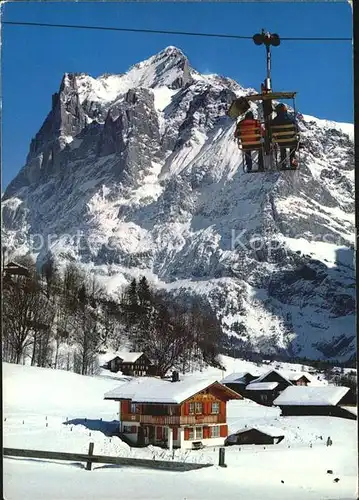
[2,47,355,361]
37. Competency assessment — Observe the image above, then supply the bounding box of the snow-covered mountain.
[2,46,355,361]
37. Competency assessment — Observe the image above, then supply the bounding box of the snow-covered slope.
[2,46,355,361]
[3,362,357,500]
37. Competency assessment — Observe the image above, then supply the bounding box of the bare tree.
[3,259,45,364]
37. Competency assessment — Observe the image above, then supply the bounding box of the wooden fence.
[3,443,214,472]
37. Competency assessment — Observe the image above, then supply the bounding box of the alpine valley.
[2,46,355,362]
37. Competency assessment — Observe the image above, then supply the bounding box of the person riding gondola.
[270,103,298,169]
[234,111,264,172]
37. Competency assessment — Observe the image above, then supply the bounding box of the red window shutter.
[220,425,228,438]
[220,401,226,417]
[156,426,162,440]
[203,426,209,439]
[184,428,189,440]
[173,427,178,440]
[183,402,189,415]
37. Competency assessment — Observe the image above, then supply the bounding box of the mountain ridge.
[2,46,355,362]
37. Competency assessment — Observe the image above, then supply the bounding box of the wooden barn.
[273,385,357,420]
[245,381,283,406]
[249,370,293,391]
[104,373,242,450]
[225,425,285,446]
[244,370,293,405]
[221,372,258,396]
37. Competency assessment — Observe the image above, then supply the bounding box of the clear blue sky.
[1,2,353,189]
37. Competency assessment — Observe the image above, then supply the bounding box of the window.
[189,427,194,440]
[123,425,136,433]
[195,402,202,414]
[189,402,195,414]
[195,427,203,439]
[131,403,137,413]
[211,426,220,438]
[211,402,220,414]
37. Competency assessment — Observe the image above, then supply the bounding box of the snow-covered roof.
[273,386,350,407]
[221,372,253,384]
[246,382,279,391]
[99,352,122,364]
[119,352,144,363]
[99,351,144,365]
[250,370,292,385]
[234,425,285,438]
[282,371,312,382]
[289,373,311,381]
[104,376,242,404]
[339,406,357,416]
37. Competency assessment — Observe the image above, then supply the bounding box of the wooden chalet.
[104,373,242,450]
[225,425,285,446]
[273,385,357,420]
[244,370,293,406]
[101,352,153,376]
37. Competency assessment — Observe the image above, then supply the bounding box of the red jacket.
[235,118,263,138]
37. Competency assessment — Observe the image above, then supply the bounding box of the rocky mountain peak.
[2,47,355,362]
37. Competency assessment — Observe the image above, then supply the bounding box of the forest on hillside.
[2,256,224,376]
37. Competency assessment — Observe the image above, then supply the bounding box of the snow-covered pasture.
[3,362,357,499]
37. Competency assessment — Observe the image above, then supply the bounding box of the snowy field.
[3,361,358,500]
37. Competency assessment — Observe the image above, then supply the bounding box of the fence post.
[218,447,227,467]
[86,442,94,471]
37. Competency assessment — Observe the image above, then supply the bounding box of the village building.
[249,369,293,390]
[225,425,285,446]
[245,381,283,406]
[288,374,311,386]
[244,370,293,406]
[101,352,153,376]
[104,355,123,373]
[221,372,258,396]
[273,385,357,420]
[104,373,242,450]
[283,372,312,386]
[222,369,316,406]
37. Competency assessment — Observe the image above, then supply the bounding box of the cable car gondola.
[227,30,301,174]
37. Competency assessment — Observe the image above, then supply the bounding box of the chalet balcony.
[121,414,225,425]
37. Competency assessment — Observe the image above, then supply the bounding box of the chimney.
[171,371,179,382]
